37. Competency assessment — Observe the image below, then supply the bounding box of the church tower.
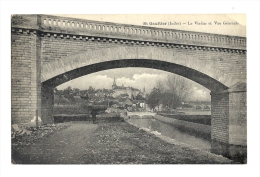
[112,77,117,90]
[143,86,147,110]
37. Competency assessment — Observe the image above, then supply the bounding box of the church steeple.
[142,86,146,99]
[112,76,117,89]
[113,77,116,85]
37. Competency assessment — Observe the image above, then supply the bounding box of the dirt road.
[12,122,98,164]
[12,121,235,164]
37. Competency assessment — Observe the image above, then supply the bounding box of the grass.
[158,112,211,125]
[80,121,234,164]
[54,104,89,115]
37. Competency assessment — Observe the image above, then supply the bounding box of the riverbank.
[154,114,211,140]
[158,112,211,125]
[12,120,236,164]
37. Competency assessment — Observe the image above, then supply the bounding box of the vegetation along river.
[128,116,211,151]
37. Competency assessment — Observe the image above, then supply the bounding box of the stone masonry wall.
[229,91,247,146]
[11,32,41,124]
[41,83,54,124]
[211,93,229,144]
[40,35,246,86]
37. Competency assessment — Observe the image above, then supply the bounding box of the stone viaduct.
[11,15,246,157]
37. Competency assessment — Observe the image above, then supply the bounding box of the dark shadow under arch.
[42,59,228,91]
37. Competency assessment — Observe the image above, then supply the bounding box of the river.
[128,116,211,151]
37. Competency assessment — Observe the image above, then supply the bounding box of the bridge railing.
[25,15,247,50]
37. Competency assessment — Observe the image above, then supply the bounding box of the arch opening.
[42,59,228,92]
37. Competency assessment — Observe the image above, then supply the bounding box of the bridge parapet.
[12,14,246,51]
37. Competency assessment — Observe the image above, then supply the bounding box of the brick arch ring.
[41,46,239,91]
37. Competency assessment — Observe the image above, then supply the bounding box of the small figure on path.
[91,110,98,124]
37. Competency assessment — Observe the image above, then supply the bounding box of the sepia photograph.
[10,14,247,164]
[1,1,260,177]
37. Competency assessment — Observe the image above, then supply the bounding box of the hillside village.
[54,77,147,112]
[54,77,211,113]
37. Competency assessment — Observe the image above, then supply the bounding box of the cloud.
[57,75,113,90]
[116,77,135,86]
[116,73,167,92]
[188,86,211,101]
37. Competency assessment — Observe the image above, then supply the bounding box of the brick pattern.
[229,91,247,145]
[211,93,229,143]
[41,84,54,124]
[11,32,40,124]
[41,36,119,64]
[41,35,246,85]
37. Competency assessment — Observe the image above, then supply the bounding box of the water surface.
[128,118,211,151]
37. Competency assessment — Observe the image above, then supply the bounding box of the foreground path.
[12,121,235,164]
[12,122,98,164]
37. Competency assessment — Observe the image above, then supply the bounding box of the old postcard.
[0,0,259,176]
[10,14,247,165]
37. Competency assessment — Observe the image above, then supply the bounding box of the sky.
[55,14,246,101]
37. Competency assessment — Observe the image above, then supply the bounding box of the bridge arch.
[42,46,238,91]
[43,58,228,92]
[41,45,244,144]
[41,46,234,124]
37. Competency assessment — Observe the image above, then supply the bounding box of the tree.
[166,75,192,101]
[88,86,95,93]
[63,86,75,103]
[146,74,193,111]
[73,88,80,96]
[164,74,192,109]
[155,80,165,93]
[80,94,89,101]
[146,87,161,111]
[63,86,72,99]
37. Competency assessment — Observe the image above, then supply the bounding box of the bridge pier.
[211,82,247,162]
[41,83,54,124]
[11,18,42,126]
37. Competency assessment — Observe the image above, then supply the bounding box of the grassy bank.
[158,112,211,125]
[80,121,234,164]
[54,113,122,123]
[154,115,211,141]
[54,104,89,115]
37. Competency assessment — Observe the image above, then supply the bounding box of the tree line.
[146,75,192,111]
[54,86,95,102]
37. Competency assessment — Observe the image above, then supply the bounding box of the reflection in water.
[129,118,211,151]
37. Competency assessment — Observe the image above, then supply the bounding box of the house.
[95,89,104,97]
[119,93,129,98]
[137,100,146,108]
[118,98,133,107]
